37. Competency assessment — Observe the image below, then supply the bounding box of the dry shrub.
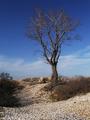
[0,78,24,107]
[22,77,40,85]
[50,77,90,101]
[22,77,50,85]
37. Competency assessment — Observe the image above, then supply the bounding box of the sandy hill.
[1,77,90,120]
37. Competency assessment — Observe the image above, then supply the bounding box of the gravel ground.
[4,93,90,120]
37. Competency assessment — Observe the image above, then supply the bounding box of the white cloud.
[0,56,51,79]
[59,46,90,76]
[0,46,90,79]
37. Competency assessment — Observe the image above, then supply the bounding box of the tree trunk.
[51,64,58,85]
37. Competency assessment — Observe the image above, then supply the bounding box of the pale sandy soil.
[3,82,90,120]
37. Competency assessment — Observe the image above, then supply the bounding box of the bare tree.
[27,9,79,84]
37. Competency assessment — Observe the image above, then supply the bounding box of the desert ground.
[0,77,90,120]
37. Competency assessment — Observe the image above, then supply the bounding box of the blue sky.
[0,0,90,79]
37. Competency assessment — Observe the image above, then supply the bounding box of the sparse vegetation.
[49,77,90,101]
[22,77,50,85]
[0,72,24,107]
[0,73,90,107]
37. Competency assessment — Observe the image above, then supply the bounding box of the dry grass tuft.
[49,77,90,101]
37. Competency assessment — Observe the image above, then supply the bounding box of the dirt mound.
[16,82,51,106]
